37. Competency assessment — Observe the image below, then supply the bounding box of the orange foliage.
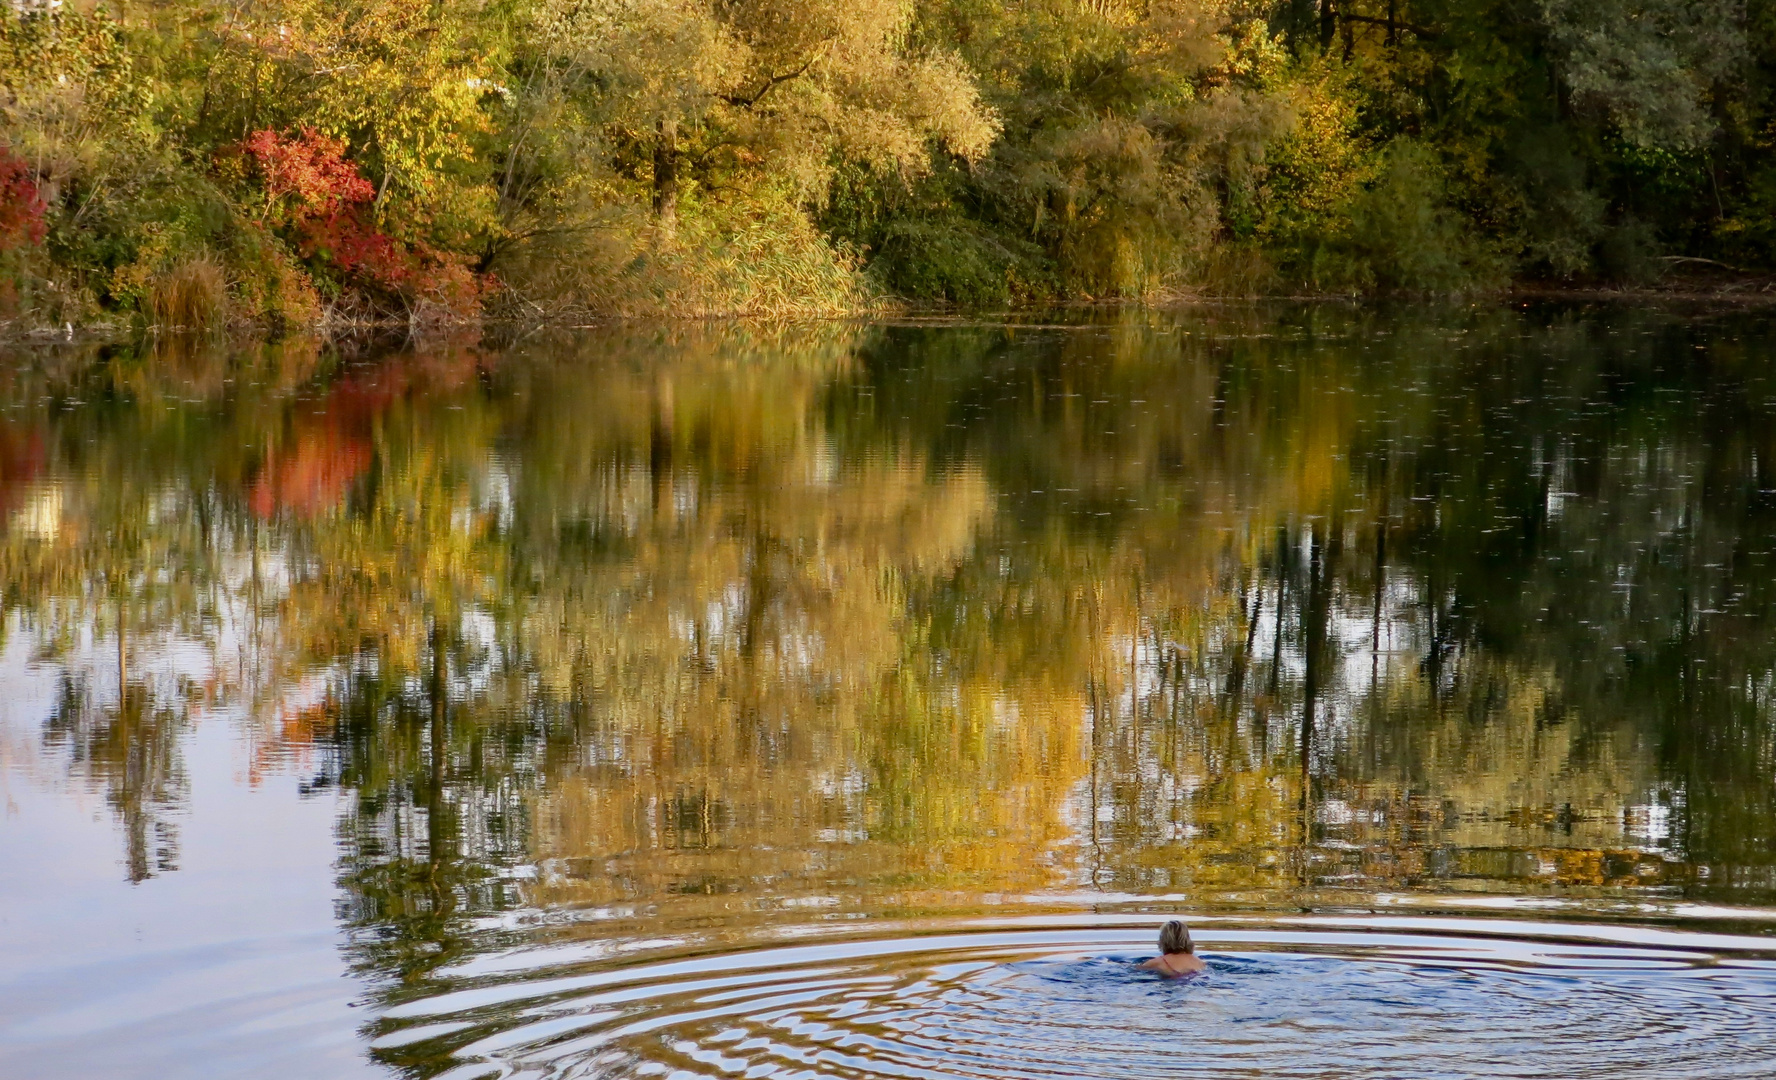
[247,698,329,787]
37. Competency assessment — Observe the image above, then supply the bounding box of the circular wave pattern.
[378,920,1776,1080]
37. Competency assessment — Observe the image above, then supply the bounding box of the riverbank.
[14,275,1776,350]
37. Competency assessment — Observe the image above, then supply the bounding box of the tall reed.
[145,256,229,330]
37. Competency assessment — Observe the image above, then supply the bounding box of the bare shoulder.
[1139,953,1208,977]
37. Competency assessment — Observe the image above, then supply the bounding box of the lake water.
[2,304,1775,1078]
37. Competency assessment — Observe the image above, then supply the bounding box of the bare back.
[1139,952,1207,977]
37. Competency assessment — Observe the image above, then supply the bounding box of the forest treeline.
[0,0,1768,326]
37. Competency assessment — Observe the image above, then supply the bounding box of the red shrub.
[242,127,373,218]
[0,148,47,252]
[239,129,482,315]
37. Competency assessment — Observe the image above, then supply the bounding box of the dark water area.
[3,304,1776,1078]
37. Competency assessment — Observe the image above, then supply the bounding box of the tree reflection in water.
[3,307,1773,1015]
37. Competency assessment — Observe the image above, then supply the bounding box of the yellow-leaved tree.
[491,0,999,313]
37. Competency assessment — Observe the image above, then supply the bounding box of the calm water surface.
[3,305,1776,1078]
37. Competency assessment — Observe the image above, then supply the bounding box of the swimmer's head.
[1158,919,1193,955]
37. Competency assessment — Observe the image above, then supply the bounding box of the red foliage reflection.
[0,422,47,519]
[249,347,483,518]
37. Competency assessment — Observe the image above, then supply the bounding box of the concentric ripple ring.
[369,917,1776,1080]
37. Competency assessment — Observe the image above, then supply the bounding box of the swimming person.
[1139,919,1207,977]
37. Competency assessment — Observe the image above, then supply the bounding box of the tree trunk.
[1319,0,1336,53]
[653,119,679,235]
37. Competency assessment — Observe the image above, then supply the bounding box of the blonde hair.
[1158,920,1193,955]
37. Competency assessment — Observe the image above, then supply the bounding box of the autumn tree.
[509,0,995,232]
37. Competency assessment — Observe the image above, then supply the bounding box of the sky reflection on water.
[2,303,1776,1077]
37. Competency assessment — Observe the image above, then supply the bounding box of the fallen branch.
[1657,255,1757,274]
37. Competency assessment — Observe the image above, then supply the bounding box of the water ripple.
[372,918,1776,1079]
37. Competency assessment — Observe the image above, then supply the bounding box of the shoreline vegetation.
[2,0,1774,336]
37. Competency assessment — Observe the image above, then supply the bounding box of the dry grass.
[145,256,229,330]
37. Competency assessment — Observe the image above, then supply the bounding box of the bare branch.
[719,57,817,109]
